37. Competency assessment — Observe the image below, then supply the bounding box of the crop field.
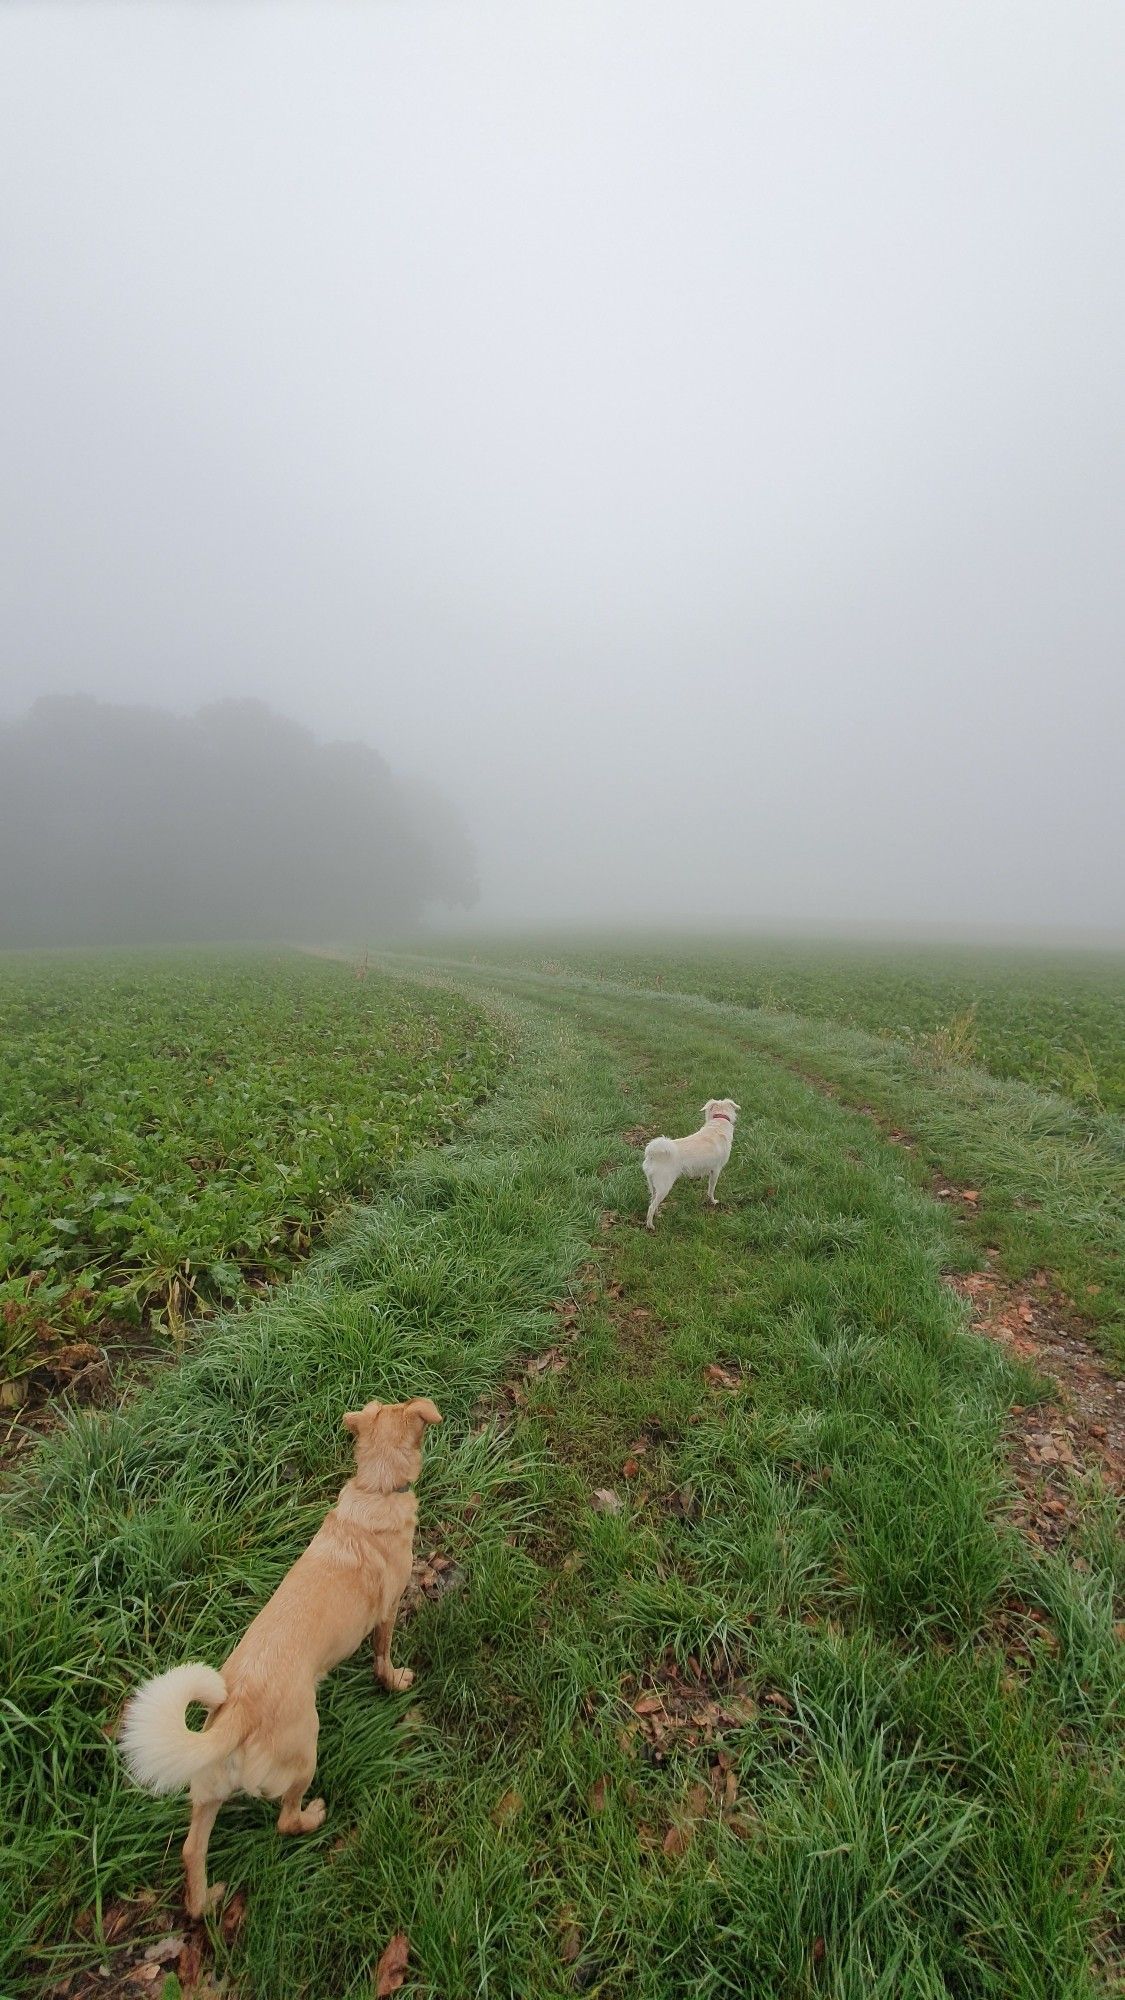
[421,934,1125,1112]
[0,950,505,1403]
[2,945,1122,1999]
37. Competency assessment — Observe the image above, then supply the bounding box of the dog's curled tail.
[643,1136,675,1168]
[119,1663,241,1794]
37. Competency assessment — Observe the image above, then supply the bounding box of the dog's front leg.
[373,1592,412,1692]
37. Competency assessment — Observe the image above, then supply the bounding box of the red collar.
[709,1110,732,1124]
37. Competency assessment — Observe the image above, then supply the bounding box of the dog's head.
[702,1098,741,1126]
[343,1396,443,1492]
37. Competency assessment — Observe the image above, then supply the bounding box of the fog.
[2,3,1123,941]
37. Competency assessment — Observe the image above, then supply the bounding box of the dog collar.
[392,1482,413,1495]
[710,1111,732,1124]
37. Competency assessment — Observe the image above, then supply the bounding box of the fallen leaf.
[622,1458,640,1479]
[177,1933,204,1991]
[633,1694,665,1716]
[491,1789,524,1825]
[220,1889,248,1944]
[662,1824,693,1858]
[588,1775,609,1813]
[703,1363,742,1390]
[374,1930,410,1996]
[762,1690,793,1714]
[527,1347,567,1376]
[142,1936,184,1965]
[559,1924,582,1965]
[100,1900,136,1945]
[812,1936,826,1962]
[591,1488,623,1514]
[684,1782,711,1819]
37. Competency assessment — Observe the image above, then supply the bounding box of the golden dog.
[120,1396,441,1915]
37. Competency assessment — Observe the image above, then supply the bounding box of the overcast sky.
[2,2,1123,935]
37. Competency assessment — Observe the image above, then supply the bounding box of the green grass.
[416,933,1125,1111]
[2,958,1121,1997]
[405,941,1125,1363]
[0,949,505,1384]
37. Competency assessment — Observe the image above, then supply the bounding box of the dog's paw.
[381,1665,414,1692]
[186,1880,227,1919]
[302,1798,327,1832]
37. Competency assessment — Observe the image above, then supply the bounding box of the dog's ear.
[702,1099,716,1120]
[731,1101,741,1114]
[343,1401,381,1434]
[405,1396,442,1428]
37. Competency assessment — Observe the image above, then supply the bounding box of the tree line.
[0,696,477,945]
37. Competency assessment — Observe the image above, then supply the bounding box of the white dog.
[642,1099,740,1229]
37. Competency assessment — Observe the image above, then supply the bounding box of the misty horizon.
[2,3,1123,940]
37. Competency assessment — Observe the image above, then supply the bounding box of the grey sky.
[2,2,1123,934]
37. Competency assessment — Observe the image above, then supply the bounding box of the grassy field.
[418,934,1125,1112]
[0,950,505,1398]
[2,949,1121,1998]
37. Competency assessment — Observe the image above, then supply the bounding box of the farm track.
[6,955,1123,1999]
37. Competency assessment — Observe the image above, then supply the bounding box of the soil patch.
[947,1264,1125,1551]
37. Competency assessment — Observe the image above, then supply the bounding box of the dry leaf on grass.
[662,1824,693,1858]
[559,1924,583,1965]
[142,1936,184,1966]
[703,1363,742,1390]
[176,1932,205,1992]
[491,1789,524,1825]
[591,1488,623,1514]
[526,1347,568,1377]
[374,1930,411,1996]
[220,1889,248,1944]
[588,1775,609,1813]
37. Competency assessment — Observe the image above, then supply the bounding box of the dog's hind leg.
[277,1767,326,1836]
[646,1182,672,1229]
[183,1796,225,1918]
[705,1168,721,1208]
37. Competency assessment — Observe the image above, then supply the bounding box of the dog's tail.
[642,1135,675,1182]
[119,1663,244,1794]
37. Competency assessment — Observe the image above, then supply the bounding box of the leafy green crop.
[0,949,506,1378]
[418,934,1125,1111]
